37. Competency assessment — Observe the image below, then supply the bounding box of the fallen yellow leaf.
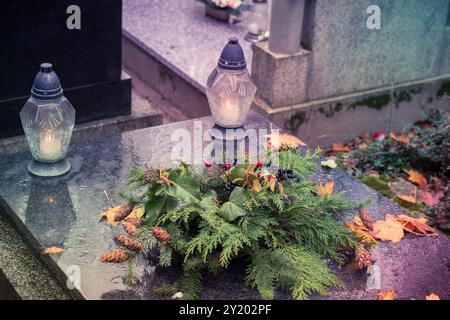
[127,205,145,220]
[407,170,428,190]
[100,204,134,227]
[426,293,440,300]
[267,132,307,151]
[376,290,395,300]
[321,158,338,169]
[41,246,63,255]
[318,180,334,196]
[371,215,404,243]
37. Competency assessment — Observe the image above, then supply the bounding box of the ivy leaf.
[145,195,166,225]
[166,175,200,204]
[219,187,249,221]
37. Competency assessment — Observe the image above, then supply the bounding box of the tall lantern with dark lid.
[206,38,257,129]
[20,63,75,177]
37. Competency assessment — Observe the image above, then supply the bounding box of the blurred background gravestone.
[0,0,131,139]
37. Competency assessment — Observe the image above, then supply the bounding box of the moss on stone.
[334,103,343,112]
[349,94,391,110]
[394,90,413,104]
[437,81,450,97]
[358,176,393,198]
[285,111,306,132]
[393,197,425,216]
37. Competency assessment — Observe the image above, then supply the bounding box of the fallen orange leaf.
[394,187,417,204]
[376,290,395,300]
[346,222,377,245]
[318,180,334,196]
[332,142,351,153]
[395,215,436,236]
[41,246,63,255]
[426,293,440,300]
[407,170,428,190]
[371,214,404,243]
[389,132,414,144]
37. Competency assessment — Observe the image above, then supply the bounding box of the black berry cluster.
[276,169,295,181]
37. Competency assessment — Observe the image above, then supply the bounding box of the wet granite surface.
[122,0,253,92]
[0,111,449,300]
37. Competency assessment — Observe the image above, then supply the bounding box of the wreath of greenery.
[120,147,359,300]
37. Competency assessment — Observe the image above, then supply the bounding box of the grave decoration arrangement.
[99,133,438,299]
[99,133,365,300]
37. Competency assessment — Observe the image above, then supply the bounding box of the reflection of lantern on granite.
[206,38,257,129]
[25,177,76,249]
[245,0,269,43]
[20,63,75,177]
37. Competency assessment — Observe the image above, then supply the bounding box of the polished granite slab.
[122,0,253,93]
[0,111,449,300]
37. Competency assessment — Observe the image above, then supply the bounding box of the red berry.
[204,162,213,168]
[257,173,262,178]
[257,161,263,168]
[225,164,231,170]
[372,130,387,142]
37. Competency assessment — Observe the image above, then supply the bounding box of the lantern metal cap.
[31,63,63,100]
[218,38,247,70]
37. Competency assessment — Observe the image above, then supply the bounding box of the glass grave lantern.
[206,38,257,129]
[20,63,75,177]
[245,0,269,43]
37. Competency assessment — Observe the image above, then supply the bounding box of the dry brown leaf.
[317,180,334,196]
[267,132,307,151]
[376,290,395,300]
[389,132,414,144]
[371,214,404,243]
[100,204,133,227]
[332,142,351,153]
[426,293,440,300]
[41,246,63,255]
[359,207,374,231]
[395,215,436,236]
[407,170,428,190]
[421,191,444,208]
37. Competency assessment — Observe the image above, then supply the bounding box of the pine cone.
[355,246,373,269]
[100,249,130,263]
[115,235,143,252]
[151,226,170,245]
[124,216,142,227]
[144,168,159,183]
[359,207,374,231]
[123,221,137,236]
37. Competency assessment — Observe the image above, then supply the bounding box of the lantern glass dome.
[205,38,257,128]
[20,96,75,163]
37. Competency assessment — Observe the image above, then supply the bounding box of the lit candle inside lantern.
[40,131,62,160]
[220,95,241,125]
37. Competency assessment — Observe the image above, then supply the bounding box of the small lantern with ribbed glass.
[206,38,257,129]
[20,63,75,177]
